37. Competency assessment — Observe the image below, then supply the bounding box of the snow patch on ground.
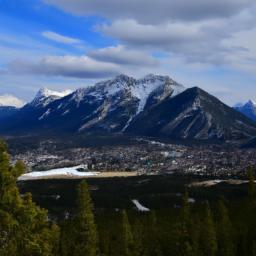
[18,165,99,180]
[132,199,150,212]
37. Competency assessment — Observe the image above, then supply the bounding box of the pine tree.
[146,211,163,256]
[0,139,57,256]
[177,191,193,256]
[199,202,217,256]
[121,210,136,256]
[59,220,75,256]
[216,199,234,256]
[73,180,99,256]
[50,223,61,256]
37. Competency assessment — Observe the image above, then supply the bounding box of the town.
[10,137,256,178]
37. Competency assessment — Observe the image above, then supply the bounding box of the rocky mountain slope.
[0,74,185,133]
[126,87,256,141]
[0,74,256,143]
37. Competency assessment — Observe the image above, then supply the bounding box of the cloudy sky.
[1,0,256,105]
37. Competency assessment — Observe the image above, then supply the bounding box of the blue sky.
[0,0,256,105]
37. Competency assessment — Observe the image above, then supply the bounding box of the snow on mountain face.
[0,74,186,134]
[36,88,73,98]
[30,87,73,107]
[94,74,184,112]
[132,74,185,113]
[88,74,185,102]
[74,74,185,132]
[0,94,25,108]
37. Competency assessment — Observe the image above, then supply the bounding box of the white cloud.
[42,31,82,44]
[0,94,25,108]
[42,31,81,44]
[98,19,237,65]
[7,55,122,78]
[44,0,255,24]
[96,5,256,70]
[88,45,158,66]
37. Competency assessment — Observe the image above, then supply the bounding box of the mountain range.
[1,74,256,143]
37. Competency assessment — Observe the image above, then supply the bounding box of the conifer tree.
[50,223,61,256]
[59,220,75,256]
[190,214,200,256]
[199,202,217,256]
[0,139,57,256]
[121,210,136,256]
[177,191,194,256]
[73,180,99,256]
[146,211,163,256]
[216,199,234,256]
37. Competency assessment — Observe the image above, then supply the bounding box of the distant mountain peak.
[31,87,73,107]
[0,94,25,108]
[234,99,256,121]
[246,100,256,107]
[35,87,72,99]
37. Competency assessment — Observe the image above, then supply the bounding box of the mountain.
[0,74,256,143]
[0,74,185,133]
[235,100,256,121]
[125,87,256,142]
[30,88,73,108]
[0,88,73,133]
[0,106,18,120]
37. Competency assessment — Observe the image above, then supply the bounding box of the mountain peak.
[142,73,169,81]
[234,99,256,121]
[246,100,256,107]
[113,74,134,82]
[35,87,72,100]
[31,87,73,107]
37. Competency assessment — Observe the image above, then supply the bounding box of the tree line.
[1,139,256,255]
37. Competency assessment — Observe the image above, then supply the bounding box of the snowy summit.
[31,87,73,107]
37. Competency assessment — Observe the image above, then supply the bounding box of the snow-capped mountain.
[0,74,185,134]
[0,94,25,108]
[75,74,186,132]
[30,87,73,108]
[0,74,256,143]
[235,100,256,121]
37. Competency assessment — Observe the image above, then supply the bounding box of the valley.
[7,134,256,177]
[2,73,256,222]
[2,1,256,254]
